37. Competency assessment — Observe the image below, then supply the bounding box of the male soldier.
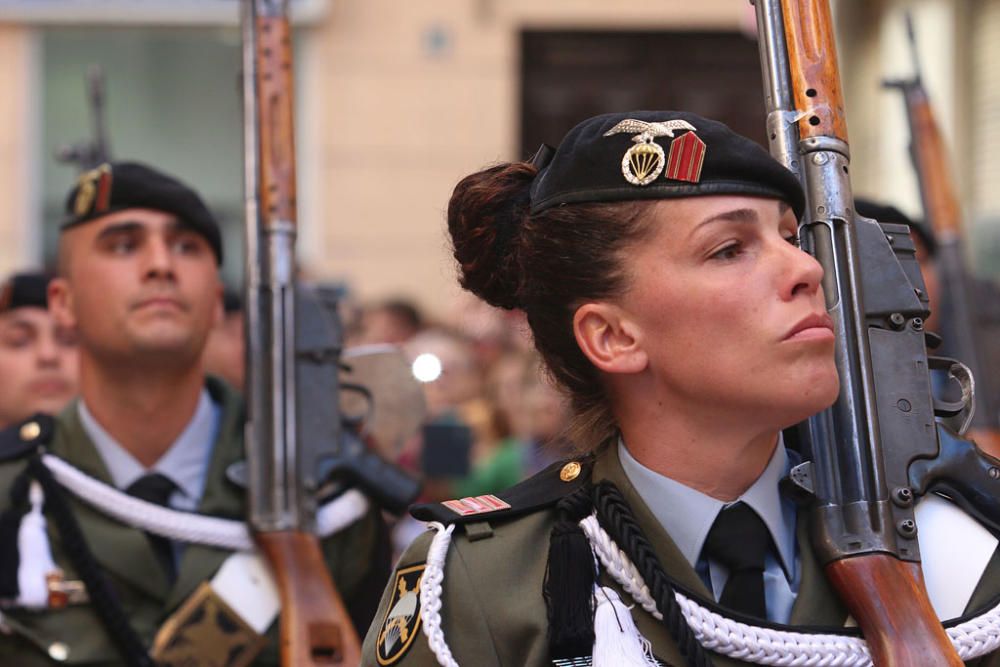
[0,272,78,430]
[0,162,387,665]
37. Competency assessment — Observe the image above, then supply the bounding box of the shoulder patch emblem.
[376,563,425,665]
[441,494,511,517]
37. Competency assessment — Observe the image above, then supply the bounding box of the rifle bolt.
[892,487,914,507]
[990,467,1000,480]
[889,313,906,329]
[812,153,829,165]
[897,518,917,538]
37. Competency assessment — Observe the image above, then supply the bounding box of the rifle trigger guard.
[929,356,976,435]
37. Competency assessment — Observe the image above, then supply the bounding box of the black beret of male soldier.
[0,272,51,313]
[855,198,937,258]
[62,161,223,264]
[529,110,806,220]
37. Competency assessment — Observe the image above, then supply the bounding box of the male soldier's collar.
[61,161,223,265]
[410,456,594,528]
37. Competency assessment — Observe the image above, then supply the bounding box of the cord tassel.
[17,481,57,609]
[592,585,659,667]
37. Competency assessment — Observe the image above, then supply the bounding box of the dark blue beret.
[0,272,51,313]
[529,110,805,220]
[61,161,223,264]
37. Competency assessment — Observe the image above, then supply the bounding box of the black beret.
[855,198,936,258]
[0,272,51,313]
[61,161,223,264]
[529,110,805,220]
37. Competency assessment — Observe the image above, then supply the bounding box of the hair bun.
[447,162,535,310]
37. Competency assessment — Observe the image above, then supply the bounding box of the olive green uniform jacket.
[0,378,388,666]
[362,445,1000,667]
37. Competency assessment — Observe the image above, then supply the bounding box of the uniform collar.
[618,434,796,578]
[77,389,219,505]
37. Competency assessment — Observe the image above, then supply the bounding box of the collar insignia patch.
[376,563,426,665]
[603,119,697,186]
[441,494,511,517]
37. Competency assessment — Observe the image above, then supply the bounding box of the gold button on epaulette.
[20,421,41,442]
[560,461,582,482]
[48,642,69,661]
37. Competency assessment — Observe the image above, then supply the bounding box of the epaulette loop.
[0,414,55,463]
[410,456,594,527]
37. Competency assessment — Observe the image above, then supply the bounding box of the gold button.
[20,421,41,441]
[560,461,582,482]
[48,642,69,661]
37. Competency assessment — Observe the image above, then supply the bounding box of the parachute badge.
[376,564,426,665]
[603,118,697,186]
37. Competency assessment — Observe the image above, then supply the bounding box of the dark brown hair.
[447,162,653,449]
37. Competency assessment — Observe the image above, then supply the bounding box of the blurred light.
[412,353,443,383]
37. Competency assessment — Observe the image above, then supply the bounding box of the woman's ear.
[573,302,648,375]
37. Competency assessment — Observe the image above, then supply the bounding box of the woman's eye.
[785,234,801,248]
[710,243,743,261]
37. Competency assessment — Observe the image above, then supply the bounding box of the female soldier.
[362,111,1000,667]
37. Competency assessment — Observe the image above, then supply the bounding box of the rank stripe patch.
[666,131,706,183]
[441,494,511,516]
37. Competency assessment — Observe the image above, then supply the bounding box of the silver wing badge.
[603,119,697,186]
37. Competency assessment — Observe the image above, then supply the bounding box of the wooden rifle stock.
[256,532,361,666]
[903,87,963,238]
[772,1,961,663]
[242,1,361,664]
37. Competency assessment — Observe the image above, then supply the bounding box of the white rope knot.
[580,512,1000,666]
[420,522,459,667]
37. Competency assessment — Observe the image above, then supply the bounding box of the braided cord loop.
[584,490,1000,666]
[593,481,713,667]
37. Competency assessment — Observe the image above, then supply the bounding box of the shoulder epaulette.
[410,456,593,526]
[0,413,55,463]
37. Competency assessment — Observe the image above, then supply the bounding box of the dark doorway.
[520,30,766,158]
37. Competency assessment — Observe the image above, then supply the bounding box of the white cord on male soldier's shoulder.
[420,522,460,667]
[40,454,369,549]
[581,513,1000,666]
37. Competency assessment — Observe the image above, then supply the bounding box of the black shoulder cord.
[26,456,154,667]
[592,480,713,667]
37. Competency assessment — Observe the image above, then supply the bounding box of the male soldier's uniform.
[0,163,388,666]
[361,112,1000,667]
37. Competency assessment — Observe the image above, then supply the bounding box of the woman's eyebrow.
[689,208,760,238]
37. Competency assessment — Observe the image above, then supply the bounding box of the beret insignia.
[604,118,697,186]
[376,563,425,665]
[73,164,113,217]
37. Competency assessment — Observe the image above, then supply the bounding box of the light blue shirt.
[619,437,800,623]
[78,390,221,513]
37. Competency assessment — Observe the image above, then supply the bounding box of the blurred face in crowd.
[49,208,222,369]
[0,306,79,427]
[580,196,839,430]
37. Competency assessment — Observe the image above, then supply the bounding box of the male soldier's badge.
[376,564,426,665]
[603,118,697,186]
[73,163,113,217]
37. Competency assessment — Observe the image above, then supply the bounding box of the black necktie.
[125,473,178,584]
[701,501,772,618]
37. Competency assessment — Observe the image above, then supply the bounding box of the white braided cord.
[420,522,459,667]
[41,453,370,550]
[581,513,1000,666]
